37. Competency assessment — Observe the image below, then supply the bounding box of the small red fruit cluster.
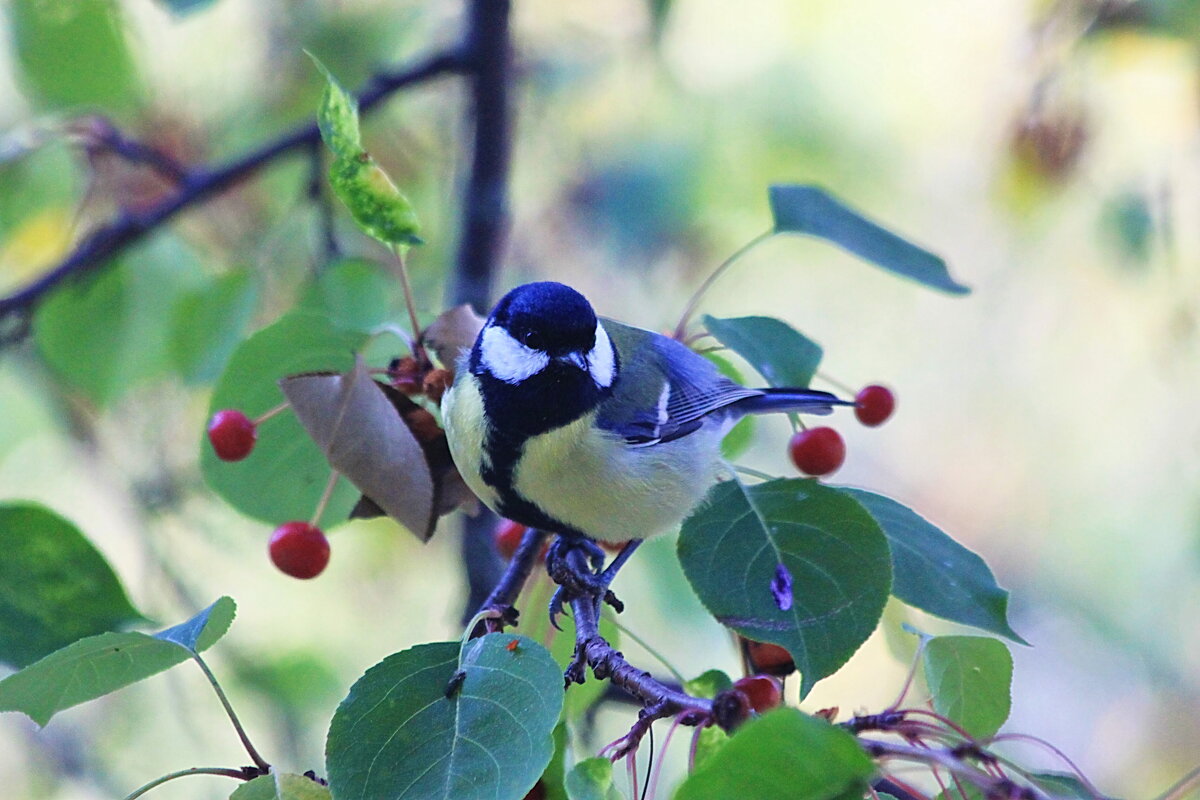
[208,407,333,579]
[269,522,330,579]
[787,384,895,478]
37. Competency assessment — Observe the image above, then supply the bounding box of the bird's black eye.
[521,330,545,350]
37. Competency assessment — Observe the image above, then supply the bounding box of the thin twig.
[672,229,773,340]
[474,526,550,635]
[121,766,253,800]
[862,739,1051,800]
[306,139,341,263]
[0,50,466,342]
[390,245,427,364]
[69,115,190,184]
[189,653,270,772]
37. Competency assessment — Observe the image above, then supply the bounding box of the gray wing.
[594,320,761,445]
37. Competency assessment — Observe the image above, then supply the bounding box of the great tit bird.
[442,281,846,549]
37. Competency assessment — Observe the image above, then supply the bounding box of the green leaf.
[0,597,235,726]
[675,709,874,800]
[684,669,733,699]
[692,724,729,770]
[230,773,332,800]
[300,258,396,332]
[326,636,564,800]
[541,722,569,800]
[309,55,419,246]
[155,596,236,653]
[565,758,623,800]
[34,235,206,405]
[0,503,144,668]
[702,315,822,389]
[11,0,139,110]
[922,635,1013,738]
[769,185,969,295]
[1028,772,1109,800]
[329,153,422,247]
[310,54,362,160]
[170,270,260,384]
[678,479,891,696]
[839,489,1025,643]
[201,312,370,524]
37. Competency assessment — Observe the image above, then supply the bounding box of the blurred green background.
[1,0,1199,797]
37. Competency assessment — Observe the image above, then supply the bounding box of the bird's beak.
[558,352,588,371]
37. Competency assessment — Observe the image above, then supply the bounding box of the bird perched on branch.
[442,281,848,600]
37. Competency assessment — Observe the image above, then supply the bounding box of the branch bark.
[451,0,515,623]
[0,51,465,342]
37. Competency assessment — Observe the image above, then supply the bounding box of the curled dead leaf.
[422,304,484,375]
[279,357,476,541]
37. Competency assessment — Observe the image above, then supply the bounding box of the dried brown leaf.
[422,304,484,374]
[280,358,437,541]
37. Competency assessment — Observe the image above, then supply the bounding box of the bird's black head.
[471,281,618,436]
[490,282,598,356]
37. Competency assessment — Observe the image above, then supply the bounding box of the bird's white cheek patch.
[479,325,550,383]
[586,322,616,388]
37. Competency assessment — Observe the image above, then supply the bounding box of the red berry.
[207,409,258,461]
[742,638,796,677]
[733,675,783,713]
[788,427,845,476]
[494,519,529,560]
[269,522,330,579]
[854,384,895,427]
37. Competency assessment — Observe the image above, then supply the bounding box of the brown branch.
[566,561,712,757]
[472,526,550,635]
[68,115,189,184]
[0,50,467,343]
[861,738,1053,800]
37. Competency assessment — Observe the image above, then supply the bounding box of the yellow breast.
[513,414,724,543]
[441,376,501,512]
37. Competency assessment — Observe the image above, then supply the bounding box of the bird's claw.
[545,536,627,629]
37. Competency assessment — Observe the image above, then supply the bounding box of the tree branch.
[0,50,466,343]
[473,527,549,635]
[451,0,515,624]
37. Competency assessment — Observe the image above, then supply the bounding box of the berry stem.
[672,229,774,340]
[727,463,775,482]
[814,370,857,396]
[309,469,341,529]
[885,634,932,713]
[390,244,428,364]
[121,766,253,800]
[189,653,271,772]
[252,401,291,426]
[607,618,686,684]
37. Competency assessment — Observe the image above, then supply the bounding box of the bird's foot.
[545,537,636,629]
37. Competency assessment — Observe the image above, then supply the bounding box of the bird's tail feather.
[732,387,852,416]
